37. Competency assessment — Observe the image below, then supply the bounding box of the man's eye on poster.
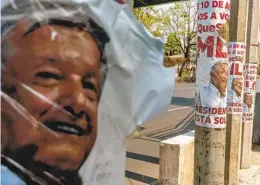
[1,1,175,185]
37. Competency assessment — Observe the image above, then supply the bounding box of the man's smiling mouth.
[43,121,85,136]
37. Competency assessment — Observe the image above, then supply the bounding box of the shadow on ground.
[171,97,195,106]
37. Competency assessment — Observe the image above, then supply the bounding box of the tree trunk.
[178,51,190,77]
[178,61,186,77]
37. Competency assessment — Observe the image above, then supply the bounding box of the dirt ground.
[239,144,260,185]
[252,144,260,165]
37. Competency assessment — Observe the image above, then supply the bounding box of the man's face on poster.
[2,20,102,171]
[244,93,253,108]
[211,63,228,96]
[232,78,243,97]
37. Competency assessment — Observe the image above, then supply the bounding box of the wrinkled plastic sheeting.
[1,1,175,185]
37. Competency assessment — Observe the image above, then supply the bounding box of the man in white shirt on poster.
[243,92,254,112]
[227,77,243,103]
[196,60,228,108]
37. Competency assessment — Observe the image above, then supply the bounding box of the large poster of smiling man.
[1,1,109,185]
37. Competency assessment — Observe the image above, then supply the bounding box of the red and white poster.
[227,42,246,114]
[243,64,257,123]
[195,0,230,128]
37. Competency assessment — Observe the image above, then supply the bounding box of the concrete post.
[240,0,260,169]
[224,1,249,184]
[159,131,195,185]
[194,1,230,185]
[253,91,260,144]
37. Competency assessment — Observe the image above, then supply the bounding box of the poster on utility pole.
[243,64,257,123]
[195,0,230,128]
[226,42,246,114]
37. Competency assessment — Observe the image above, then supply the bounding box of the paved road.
[125,83,195,185]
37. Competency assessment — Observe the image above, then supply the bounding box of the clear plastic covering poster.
[227,42,246,114]
[243,64,257,123]
[195,0,230,128]
[1,1,175,185]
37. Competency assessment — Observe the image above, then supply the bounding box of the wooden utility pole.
[224,0,249,185]
[240,0,260,169]
[195,1,230,185]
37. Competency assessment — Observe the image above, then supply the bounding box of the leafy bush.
[182,69,190,77]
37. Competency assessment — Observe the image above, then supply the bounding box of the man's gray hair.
[210,59,228,73]
[1,0,110,88]
[232,76,243,83]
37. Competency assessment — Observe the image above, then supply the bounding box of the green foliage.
[163,1,197,52]
[133,7,163,37]
[257,66,260,75]
[164,33,182,56]
[163,1,197,76]
[133,1,197,77]
[182,68,189,77]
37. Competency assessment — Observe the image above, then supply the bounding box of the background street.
[125,83,195,185]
